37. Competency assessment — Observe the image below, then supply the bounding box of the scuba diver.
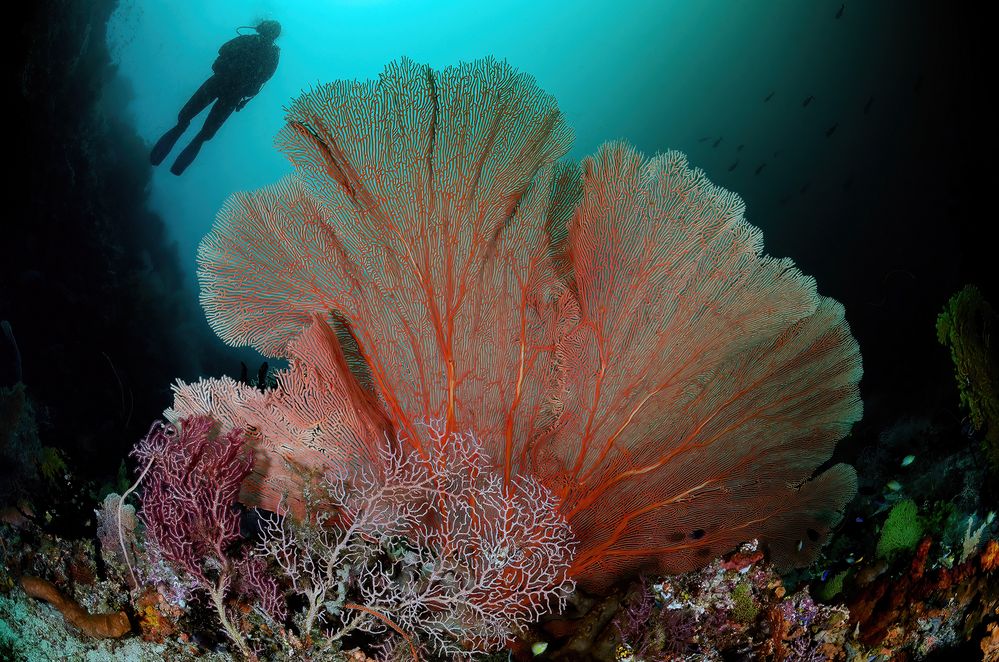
[150,20,281,176]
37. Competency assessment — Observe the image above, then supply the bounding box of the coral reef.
[845,534,999,656]
[131,417,264,657]
[94,491,138,587]
[549,541,853,660]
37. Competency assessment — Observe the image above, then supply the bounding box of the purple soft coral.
[132,416,255,656]
[132,416,251,579]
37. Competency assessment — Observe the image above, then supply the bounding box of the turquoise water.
[109,0,927,294]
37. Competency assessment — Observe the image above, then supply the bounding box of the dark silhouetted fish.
[913,73,924,95]
[737,144,744,152]
[825,123,838,137]
[802,95,814,107]
[864,96,874,114]
[712,137,723,148]
[779,194,792,206]
[699,136,711,143]
[755,163,766,175]
[728,159,739,172]
[835,4,844,19]
[764,91,775,102]
[799,182,810,194]
[773,149,782,158]
[843,174,855,190]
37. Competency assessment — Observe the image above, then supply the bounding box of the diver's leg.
[170,96,238,175]
[150,77,219,166]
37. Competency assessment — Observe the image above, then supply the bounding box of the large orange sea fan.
[170,57,862,592]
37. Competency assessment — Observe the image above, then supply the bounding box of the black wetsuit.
[151,34,280,175]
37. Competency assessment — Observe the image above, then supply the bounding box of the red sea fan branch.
[544,145,861,589]
[201,58,576,464]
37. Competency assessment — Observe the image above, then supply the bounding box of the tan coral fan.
[177,56,862,591]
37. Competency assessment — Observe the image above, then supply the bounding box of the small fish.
[764,91,775,102]
[712,137,723,148]
[728,159,739,172]
[773,149,782,158]
[802,95,814,107]
[821,569,831,581]
[799,182,810,194]
[913,73,924,95]
[843,174,855,190]
[755,162,767,175]
[988,511,996,525]
[846,554,856,564]
[825,122,839,137]
[901,454,916,467]
[699,136,711,143]
[855,516,864,523]
[737,143,744,152]
[886,480,902,491]
[531,642,549,656]
[796,539,805,552]
[864,96,875,114]
[779,194,792,206]
[835,4,844,19]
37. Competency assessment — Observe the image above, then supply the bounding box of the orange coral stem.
[20,575,131,639]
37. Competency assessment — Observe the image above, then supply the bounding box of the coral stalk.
[20,575,131,639]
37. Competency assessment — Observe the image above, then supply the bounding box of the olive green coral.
[816,569,849,602]
[937,284,999,464]
[877,499,923,560]
[731,582,759,623]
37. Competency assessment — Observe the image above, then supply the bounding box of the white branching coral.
[255,422,576,657]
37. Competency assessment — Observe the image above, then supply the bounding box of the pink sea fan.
[175,57,862,592]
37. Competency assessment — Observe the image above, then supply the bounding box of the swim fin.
[150,124,186,166]
[171,139,203,176]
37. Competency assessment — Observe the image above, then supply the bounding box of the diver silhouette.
[150,20,281,176]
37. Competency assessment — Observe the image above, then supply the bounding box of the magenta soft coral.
[132,416,265,656]
[132,417,251,580]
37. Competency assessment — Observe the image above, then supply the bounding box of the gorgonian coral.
[164,57,862,651]
[255,421,575,655]
[131,417,265,656]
